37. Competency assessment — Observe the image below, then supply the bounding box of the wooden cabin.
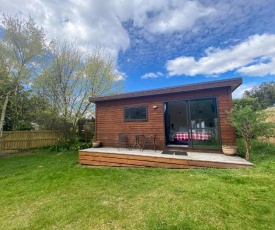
[89,78,242,152]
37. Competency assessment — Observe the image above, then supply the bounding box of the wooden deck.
[79,148,253,169]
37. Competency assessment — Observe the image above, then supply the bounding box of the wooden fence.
[0,130,63,150]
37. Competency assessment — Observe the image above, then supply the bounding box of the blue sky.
[1,0,275,98]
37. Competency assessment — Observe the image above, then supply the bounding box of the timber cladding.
[95,86,236,150]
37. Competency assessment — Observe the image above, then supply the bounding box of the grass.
[0,140,275,230]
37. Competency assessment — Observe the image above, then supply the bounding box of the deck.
[79,148,253,169]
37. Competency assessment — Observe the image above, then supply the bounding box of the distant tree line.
[234,81,275,111]
[0,14,123,141]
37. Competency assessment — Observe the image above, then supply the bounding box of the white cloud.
[115,75,125,81]
[141,72,163,79]
[143,1,215,33]
[238,58,275,76]
[0,0,130,60]
[166,33,275,77]
[114,70,127,81]
[0,0,216,60]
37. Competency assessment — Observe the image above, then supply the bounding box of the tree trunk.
[244,139,250,161]
[0,93,10,138]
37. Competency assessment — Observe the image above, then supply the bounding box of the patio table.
[131,134,144,150]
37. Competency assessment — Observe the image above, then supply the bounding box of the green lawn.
[0,140,275,230]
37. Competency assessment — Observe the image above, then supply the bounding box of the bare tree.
[35,39,123,139]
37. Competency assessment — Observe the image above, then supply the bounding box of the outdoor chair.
[117,133,131,150]
[142,134,157,152]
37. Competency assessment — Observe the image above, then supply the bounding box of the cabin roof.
[89,77,242,103]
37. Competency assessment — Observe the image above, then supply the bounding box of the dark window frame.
[163,96,221,149]
[124,106,148,122]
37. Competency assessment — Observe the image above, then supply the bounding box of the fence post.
[27,131,31,149]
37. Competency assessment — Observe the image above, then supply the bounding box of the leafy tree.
[233,97,261,111]
[35,39,123,140]
[0,41,13,136]
[0,14,47,136]
[3,90,50,131]
[244,82,275,109]
[228,106,275,160]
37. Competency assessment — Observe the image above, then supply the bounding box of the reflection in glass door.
[189,98,220,149]
[164,98,220,149]
[164,100,189,147]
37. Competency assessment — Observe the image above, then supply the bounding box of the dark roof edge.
[89,77,242,103]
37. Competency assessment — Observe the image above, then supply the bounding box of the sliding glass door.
[164,97,220,149]
[189,98,220,148]
[164,100,189,146]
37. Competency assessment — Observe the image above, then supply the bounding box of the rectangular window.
[124,106,148,122]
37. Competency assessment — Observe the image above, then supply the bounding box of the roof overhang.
[89,77,242,103]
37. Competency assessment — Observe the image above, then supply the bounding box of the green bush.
[43,138,91,152]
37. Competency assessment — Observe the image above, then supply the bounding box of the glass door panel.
[189,98,220,149]
[164,100,189,147]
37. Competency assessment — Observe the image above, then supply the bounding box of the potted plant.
[91,135,101,148]
[222,145,237,156]
[92,140,101,148]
